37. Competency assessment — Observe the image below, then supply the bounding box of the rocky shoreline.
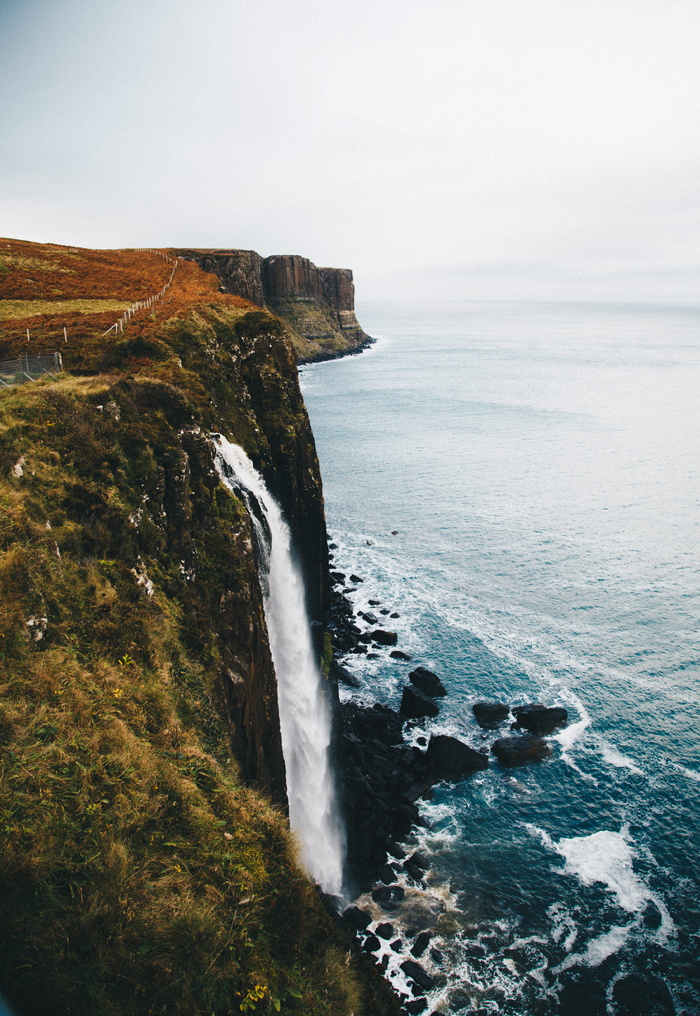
[326,557,569,1014]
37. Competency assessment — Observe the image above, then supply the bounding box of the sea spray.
[213,435,345,894]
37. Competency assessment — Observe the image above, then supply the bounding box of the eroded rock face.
[175,249,372,360]
[176,248,265,306]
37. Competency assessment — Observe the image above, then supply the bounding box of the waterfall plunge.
[213,435,345,895]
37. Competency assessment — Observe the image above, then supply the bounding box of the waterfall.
[213,434,345,895]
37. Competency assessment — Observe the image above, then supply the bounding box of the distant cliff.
[175,249,372,362]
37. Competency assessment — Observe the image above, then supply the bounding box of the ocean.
[299,301,700,1016]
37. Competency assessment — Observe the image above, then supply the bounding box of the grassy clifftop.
[0,241,399,1016]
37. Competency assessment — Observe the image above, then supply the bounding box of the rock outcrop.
[175,248,372,361]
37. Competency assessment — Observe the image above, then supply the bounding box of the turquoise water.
[300,301,700,1015]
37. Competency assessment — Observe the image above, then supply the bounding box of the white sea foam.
[529,824,675,961]
[667,760,700,783]
[552,687,591,753]
[555,923,633,971]
[600,742,645,776]
[532,825,644,911]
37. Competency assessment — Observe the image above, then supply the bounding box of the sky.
[1,0,698,302]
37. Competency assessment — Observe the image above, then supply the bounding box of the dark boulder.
[426,734,488,777]
[612,973,675,1016]
[368,598,381,605]
[371,884,405,909]
[385,843,406,862]
[404,999,428,1015]
[512,703,568,736]
[331,571,345,582]
[472,701,510,729]
[349,574,363,583]
[377,862,397,884]
[390,650,412,661]
[411,931,432,957]
[400,960,435,992]
[343,905,371,931]
[361,932,381,953]
[403,859,426,883]
[376,922,395,940]
[407,851,429,872]
[400,686,440,719]
[362,611,379,624]
[409,667,447,698]
[492,734,552,767]
[331,661,361,688]
[372,629,399,646]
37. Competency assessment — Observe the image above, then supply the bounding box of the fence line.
[102,251,181,337]
[0,352,63,389]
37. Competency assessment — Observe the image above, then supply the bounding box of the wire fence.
[0,352,63,389]
[102,251,181,337]
[1,250,180,389]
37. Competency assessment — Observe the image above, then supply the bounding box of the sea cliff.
[0,240,397,1016]
[175,249,372,362]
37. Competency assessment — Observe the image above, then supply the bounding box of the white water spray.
[213,435,345,894]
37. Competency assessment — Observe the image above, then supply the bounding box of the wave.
[527,823,675,969]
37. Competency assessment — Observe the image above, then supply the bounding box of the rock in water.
[411,931,432,957]
[409,666,447,697]
[404,999,428,1014]
[400,960,435,991]
[492,734,553,767]
[512,704,568,735]
[426,734,489,777]
[371,629,399,646]
[390,649,412,661]
[371,884,405,909]
[342,905,371,931]
[400,686,440,719]
[472,701,510,729]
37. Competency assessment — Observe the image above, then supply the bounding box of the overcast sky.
[1,0,698,302]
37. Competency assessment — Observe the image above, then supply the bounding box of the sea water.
[299,301,700,1015]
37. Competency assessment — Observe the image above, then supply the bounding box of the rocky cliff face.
[0,245,403,1016]
[176,248,372,361]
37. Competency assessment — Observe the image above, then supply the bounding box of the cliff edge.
[175,248,372,362]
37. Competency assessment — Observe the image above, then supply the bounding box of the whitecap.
[552,688,591,752]
[600,742,645,776]
[667,760,700,783]
[555,923,634,971]
[536,826,648,911]
[528,824,676,957]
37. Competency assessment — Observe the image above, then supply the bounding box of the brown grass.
[0,299,132,320]
[0,238,256,366]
